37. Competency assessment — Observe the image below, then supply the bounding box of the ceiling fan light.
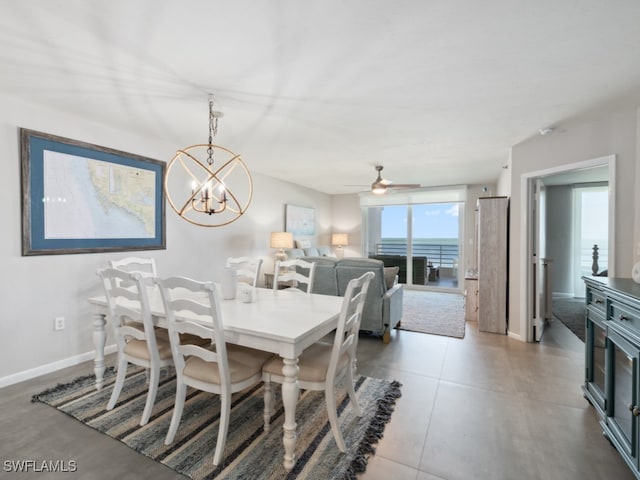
[372,184,386,194]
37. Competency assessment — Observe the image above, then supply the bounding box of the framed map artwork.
[20,129,166,255]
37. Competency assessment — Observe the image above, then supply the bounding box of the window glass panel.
[612,343,634,444]
[592,322,606,393]
[580,188,608,274]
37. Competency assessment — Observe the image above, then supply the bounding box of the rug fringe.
[31,367,115,403]
[345,380,402,479]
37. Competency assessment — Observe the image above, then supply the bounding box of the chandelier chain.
[207,95,218,165]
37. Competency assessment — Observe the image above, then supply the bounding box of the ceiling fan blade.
[348,165,422,194]
[387,183,421,189]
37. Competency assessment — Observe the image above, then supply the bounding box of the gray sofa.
[285,246,333,258]
[284,252,403,343]
[369,254,429,285]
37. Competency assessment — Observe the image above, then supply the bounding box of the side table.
[264,273,293,290]
[264,272,275,289]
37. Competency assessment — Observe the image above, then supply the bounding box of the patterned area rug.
[397,290,465,339]
[32,367,401,480]
[552,297,586,342]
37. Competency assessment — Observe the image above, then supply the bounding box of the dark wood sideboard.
[583,276,640,479]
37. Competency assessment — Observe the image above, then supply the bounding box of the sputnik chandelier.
[164,95,253,227]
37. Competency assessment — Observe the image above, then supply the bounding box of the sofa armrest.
[383,284,403,330]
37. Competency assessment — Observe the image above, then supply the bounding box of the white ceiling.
[2,0,640,194]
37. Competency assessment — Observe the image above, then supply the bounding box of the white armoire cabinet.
[477,196,509,334]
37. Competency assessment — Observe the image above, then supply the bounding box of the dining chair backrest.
[226,256,263,287]
[153,276,230,386]
[328,271,375,383]
[97,267,173,426]
[97,268,161,365]
[109,257,157,288]
[273,258,316,293]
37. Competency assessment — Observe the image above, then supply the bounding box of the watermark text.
[3,459,78,473]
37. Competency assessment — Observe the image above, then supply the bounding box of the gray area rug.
[32,367,401,480]
[552,297,585,342]
[397,290,465,339]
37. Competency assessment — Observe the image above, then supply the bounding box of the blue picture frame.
[20,128,166,255]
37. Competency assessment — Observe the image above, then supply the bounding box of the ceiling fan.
[368,165,421,194]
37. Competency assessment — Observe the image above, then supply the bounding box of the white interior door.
[532,178,547,341]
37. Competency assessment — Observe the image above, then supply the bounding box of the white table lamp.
[270,232,293,262]
[332,233,348,258]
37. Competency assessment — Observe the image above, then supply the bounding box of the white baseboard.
[0,344,117,389]
[507,330,524,342]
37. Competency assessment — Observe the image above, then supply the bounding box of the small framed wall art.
[285,204,315,236]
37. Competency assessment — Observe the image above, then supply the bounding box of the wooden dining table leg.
[92,312,107,390]
[281,357,299,471]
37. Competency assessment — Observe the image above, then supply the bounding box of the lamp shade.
[270,232,293,249]
[331,233,348,246]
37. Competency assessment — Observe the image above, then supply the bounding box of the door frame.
[520,154,616,342]
[532,178,548,341]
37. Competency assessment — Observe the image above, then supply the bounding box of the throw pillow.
[383,266,399,289]
[295,239,311,248]
[303,247,320,256]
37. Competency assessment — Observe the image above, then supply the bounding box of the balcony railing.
[375,242,459,269]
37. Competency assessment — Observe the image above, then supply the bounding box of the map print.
[43,150,156,239]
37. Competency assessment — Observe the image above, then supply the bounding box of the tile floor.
[0,318,634,480]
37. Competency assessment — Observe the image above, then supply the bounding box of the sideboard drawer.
[587,287,607,315]
[610,301,640,331]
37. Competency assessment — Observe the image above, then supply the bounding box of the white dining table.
[88,285,344,471]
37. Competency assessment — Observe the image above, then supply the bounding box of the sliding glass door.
[411,203,460,289]
[367,202,462,291]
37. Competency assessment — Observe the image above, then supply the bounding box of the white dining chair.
[226,256,263,287]
[154,276,274,466]
[108,257,157,288]
[109,256,157,276]
[273,258,316,293]
[262,271,374,451]
[97,268,173,426]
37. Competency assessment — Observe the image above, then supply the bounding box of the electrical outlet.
[54,316,65,331]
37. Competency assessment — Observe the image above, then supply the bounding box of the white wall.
[509,105,638,340]
[0,94,332,384]
[330,194,363,257]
